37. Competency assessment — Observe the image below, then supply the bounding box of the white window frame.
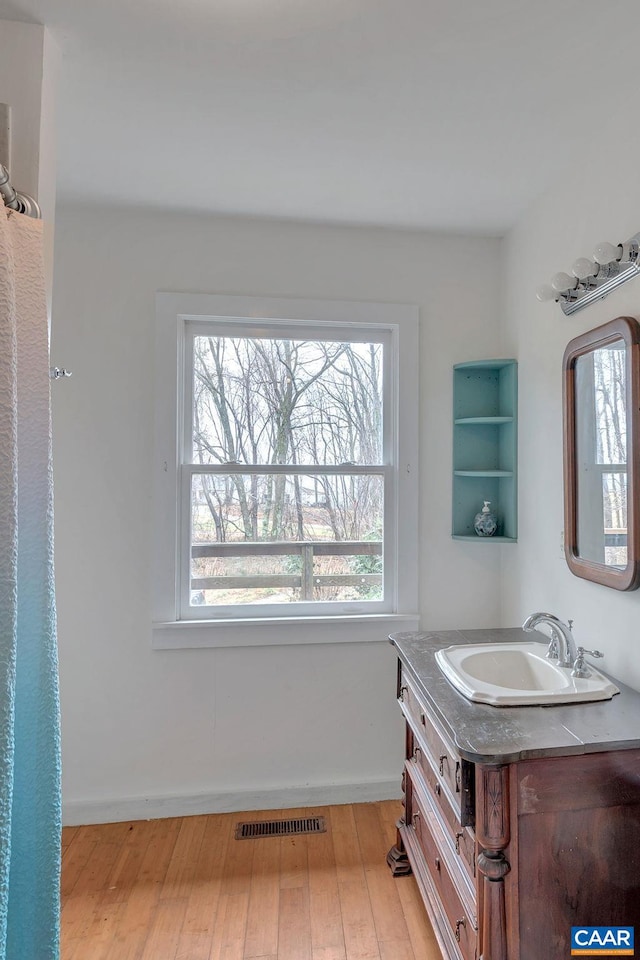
[152,293,419,649]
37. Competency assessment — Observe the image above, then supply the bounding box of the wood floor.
[61,800,440,960]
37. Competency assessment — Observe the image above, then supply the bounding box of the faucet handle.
[571,646,604,679]
[579,647,603,659]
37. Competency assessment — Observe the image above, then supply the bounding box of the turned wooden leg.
[387,820,412,876]
[476,765,511,960]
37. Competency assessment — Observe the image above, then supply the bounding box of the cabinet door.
[515,751,640,960]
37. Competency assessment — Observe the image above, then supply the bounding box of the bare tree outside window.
[593,346,627,566]
[189,335,385,605]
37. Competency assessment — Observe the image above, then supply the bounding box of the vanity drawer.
[409,785,477,960]
[399,666,475,827]
[406,747,476,881]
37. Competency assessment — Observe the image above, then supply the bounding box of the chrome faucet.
[522,612,577,668]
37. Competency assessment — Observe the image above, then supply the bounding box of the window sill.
[152,613,420,650]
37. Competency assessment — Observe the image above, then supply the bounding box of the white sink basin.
[435,641,620,706]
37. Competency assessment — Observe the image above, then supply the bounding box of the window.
[576,343,628,566]
[153,294,419,647]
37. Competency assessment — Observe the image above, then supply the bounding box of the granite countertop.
[390,627,640,764]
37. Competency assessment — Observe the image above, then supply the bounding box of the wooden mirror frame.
[563,315,640,590]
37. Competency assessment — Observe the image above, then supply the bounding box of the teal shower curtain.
[0,208,61,958]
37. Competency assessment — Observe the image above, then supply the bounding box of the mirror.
[563,316,640,590]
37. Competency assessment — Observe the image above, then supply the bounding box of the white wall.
[502,113,640,692]
[0,20,59,218]
[51,206,502,823]
[0,20,44,200]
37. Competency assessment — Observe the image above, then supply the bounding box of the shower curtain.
[0,208,61,959]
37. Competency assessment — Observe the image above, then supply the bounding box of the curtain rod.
[0,164,41,219]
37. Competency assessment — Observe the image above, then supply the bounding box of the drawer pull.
[399,685,408,702]
[455,918,466,943]
[412,746,421,763]
[455,831,464,854]
[455,760,461,792]
[434,782,441,796]
[434,856,440,871]
[420,712,426,725]
[438,754,447,775]
[412,812,420,827]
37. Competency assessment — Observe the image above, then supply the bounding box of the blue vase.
[474,501,498,537]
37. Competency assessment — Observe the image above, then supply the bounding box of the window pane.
[603,471,627,568]
[192,336,383,466]
[576,345,629,567]
[593,345,627,465]
[190,473,383,605]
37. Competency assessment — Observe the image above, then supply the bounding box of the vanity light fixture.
[537,232,640,315]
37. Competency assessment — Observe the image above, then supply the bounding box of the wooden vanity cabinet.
[388,642,640,960]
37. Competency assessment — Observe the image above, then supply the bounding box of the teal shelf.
[454,470,513,478]
[454,417,513,425]
[452,359,515,371]
[452,360,517,540]
[452,535,518,543]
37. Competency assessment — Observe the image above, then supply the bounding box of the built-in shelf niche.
[452,359,517,541]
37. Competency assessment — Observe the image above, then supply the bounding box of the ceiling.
[0,0,637,234]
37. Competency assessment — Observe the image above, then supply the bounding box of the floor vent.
[235,816,326,840]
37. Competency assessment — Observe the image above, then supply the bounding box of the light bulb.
[572,257,599,280]
[618,240,634,263]
[593,241,621,265]
[536,283,557,302]
[551,272,578,294]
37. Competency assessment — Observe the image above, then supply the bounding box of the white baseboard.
[62,778,402,826]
